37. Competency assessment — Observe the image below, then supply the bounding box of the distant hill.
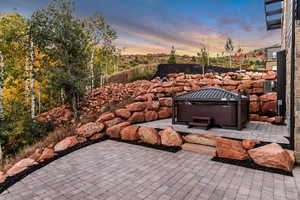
[119,45,277,70]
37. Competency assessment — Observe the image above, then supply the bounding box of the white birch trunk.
[29,41,35,119]
[0,51,4,163]
[0,51,4,121]
[90,47,95,91]
[229,53,232,68]
[61,89,65,104]
[38,82,41,114]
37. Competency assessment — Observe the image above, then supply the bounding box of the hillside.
[119,47,269,70]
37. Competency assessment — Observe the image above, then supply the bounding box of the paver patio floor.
[1,140,300,200]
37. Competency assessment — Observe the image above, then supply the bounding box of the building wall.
[282,0,300,161]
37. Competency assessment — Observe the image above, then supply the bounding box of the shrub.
[0,115,53,157]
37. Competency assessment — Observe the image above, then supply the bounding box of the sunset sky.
[0,0,280,56]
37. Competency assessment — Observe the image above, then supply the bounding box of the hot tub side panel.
[175,102,238,127]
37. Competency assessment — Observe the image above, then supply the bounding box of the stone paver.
[1,140,300,200]
[140,118,289,144]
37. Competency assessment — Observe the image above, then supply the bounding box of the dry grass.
[106,64,158,84]
[0,125,75,172]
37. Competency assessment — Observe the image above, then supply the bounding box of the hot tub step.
[182,143,216,156]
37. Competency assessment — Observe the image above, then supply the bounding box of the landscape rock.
[248,143,294,172]
[259,92,277,102]
[242,139,261,150]
[0,171,6,183]
[38,148,57,162]
[77,136,87,143]
[259,116,269,122]
[182,143,216,156]
[120,125,140,141]
[54,136,78,152]
[138,126,161,145]
[250,102,260,113]
[158,126,183,147]
[223,80,239,86]
[97,112,115,122]
[30,149,42,161]
[145,111,158,122]
[250,114,260,121]
[159,98,172,107]
[261,101,277,113]
[128,112,145,123]
[106,122,130,138]
[104,118,123,128]
[6,158,38,177]
[146,101,160,111]
[115,108,131,119]
[77,122,105,138]
[126,102,146,112]
[90,133,105,140]
[216,138,248,160]
[183,134,217,147]
[158,107,172,119]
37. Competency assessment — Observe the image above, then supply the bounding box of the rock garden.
[0,70,295,192]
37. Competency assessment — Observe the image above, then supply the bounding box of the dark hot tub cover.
[174,87,248,101]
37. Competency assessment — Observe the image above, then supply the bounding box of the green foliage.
[30,0,91,120]
[225,38,234,53]
[167,46,176,64]
[197,48,209,67]
[0,115,53,156]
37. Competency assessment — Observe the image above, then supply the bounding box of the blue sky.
[0,0,280,55]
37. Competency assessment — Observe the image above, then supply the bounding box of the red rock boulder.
[138,126,161,145]
[6,158,38,177]
[158,127,183,147]
[216,138,248,160]
[158,107,172,119]
[96,112,115,122]
[159,98,172,107]
[0,171,6,183]
[250,114,260,121]
[126,102,146,112]
[146,101,160,111]
[38,148,57,162]
[115,108,131,119]
[145,111,158,122]
[54,136,78,152]
[106,122,130,138]
[104,118,123,128]
[77,122,105,138]
[120,125,140,141]
[250,102,260,113]
[90,133,105,140]
[248,143,294,172]
[242,139,261,150]
[223,80,239,86]
[183,134,217,147]
[259,92,277,102]
[128,112,145,123]
[261,101,277,113]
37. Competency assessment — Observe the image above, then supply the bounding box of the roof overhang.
[264,0,283,31]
